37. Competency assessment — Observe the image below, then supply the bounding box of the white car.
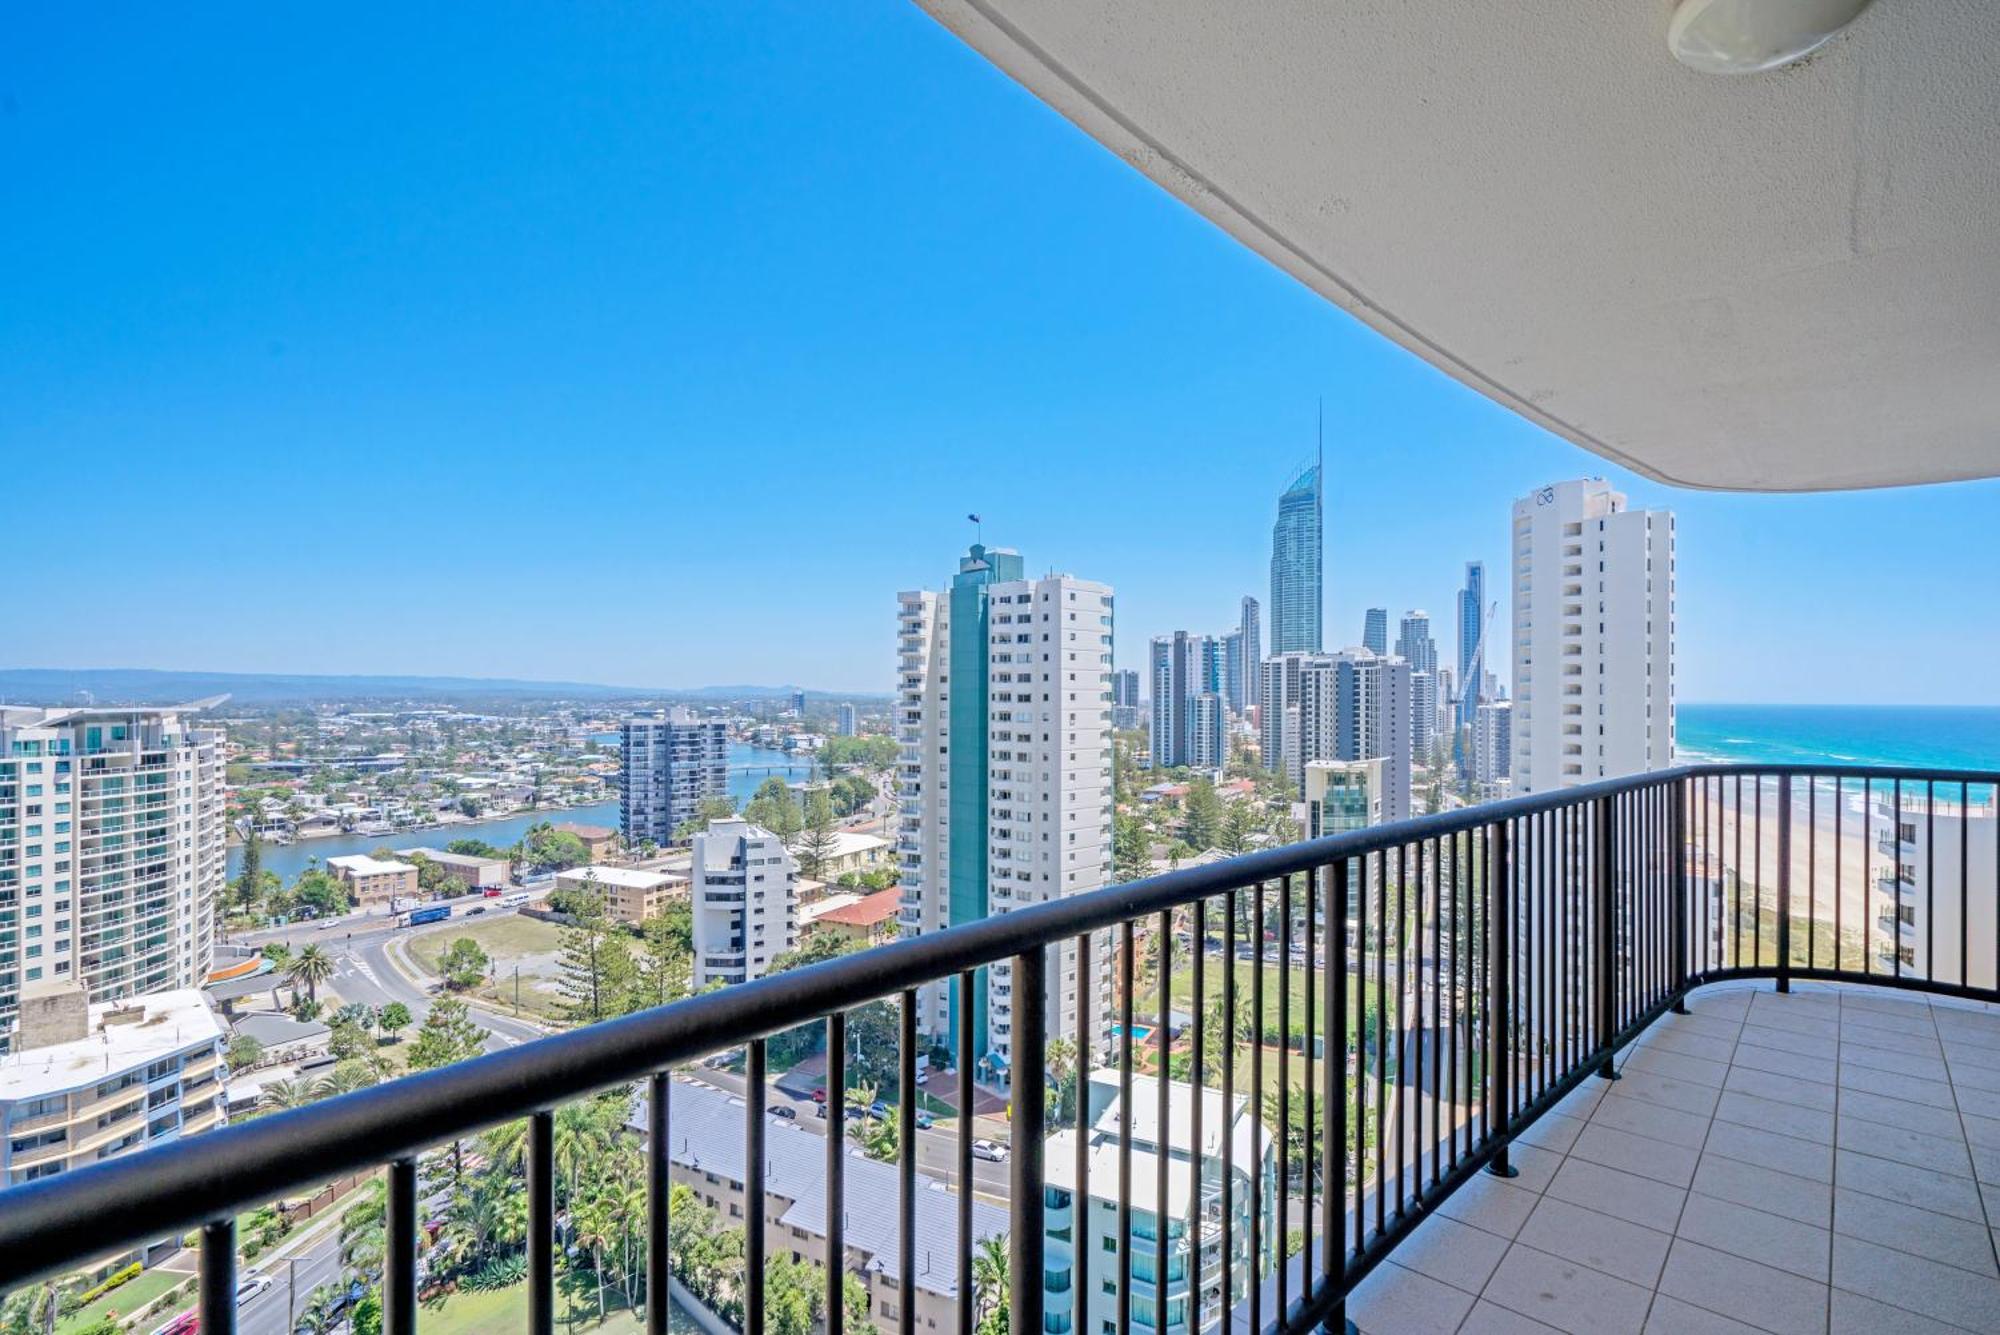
[236,1272,273,1304]
[971,1139,1008,1163]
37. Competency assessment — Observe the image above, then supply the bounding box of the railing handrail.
[2,760,1997,1299]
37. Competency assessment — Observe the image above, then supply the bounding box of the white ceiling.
[917,0,2000,491]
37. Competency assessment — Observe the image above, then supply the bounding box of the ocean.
[1677,704,2000,773]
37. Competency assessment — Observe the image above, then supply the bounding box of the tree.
[743,777,803,841]
[227,1034,265,1070]
[796,789,840,882]
[972,1234,1010,1332]
[1182,778,1225,850]
[849,1106,898,1162]
[438,937,491,992]
[295,1284,344,1335]
[519,822,589,874]
[329,1018,374,1063]
[237,830,265,910]
[261,1077,317,1111]
[378,1001,413,1042]
[763,1255,818,1335]
[1220,800,1261,854]
[408,996,485,1072]
[631,911,692,1012]
[447,838,502,858]
[554,880,636,1026]
[334,1001,377,1032]
[290,868,350,919]
[1113,812,1150,885]
[672,795,737,843]
[286,944,335,1003]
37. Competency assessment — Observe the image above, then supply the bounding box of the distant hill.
[0,669,885,707]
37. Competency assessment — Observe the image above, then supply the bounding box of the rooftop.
[555,864,684,891]
[803,886,902,929]
[326,853,417,876]
[0,990,224,1101]
[1344,981,2000,1334]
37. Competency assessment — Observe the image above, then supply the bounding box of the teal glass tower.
[946,543,1022,1060]
[1269,460,1323,654]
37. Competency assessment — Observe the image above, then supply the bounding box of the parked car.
[768,1104,797,1120]
[915,1068,929,1086]
[868,1100,891,1120]
[236,1271,274,1304]
[149,1313,198,1335]
[914,1110,935,1130]
[815,1103,828,1119]
[467,906,487,916]
[971,1139,1008,1162]
[811,1086,827,1103]
[482,887,504,898]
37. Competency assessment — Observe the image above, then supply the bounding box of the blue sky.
[4,4,1993,704]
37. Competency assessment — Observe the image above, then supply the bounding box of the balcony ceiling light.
[1668,0,1877,74]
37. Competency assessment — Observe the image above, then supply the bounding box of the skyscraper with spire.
[1268,421,1324,655]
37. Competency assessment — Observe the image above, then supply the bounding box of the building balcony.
[5,762,2000,1335]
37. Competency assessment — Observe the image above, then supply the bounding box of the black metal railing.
[1,763,1996,1335]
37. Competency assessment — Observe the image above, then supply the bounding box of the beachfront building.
[553,864,687,928]
[895,543,1114,1078]
[636,1077,1002,1332]
[0,987,226,1185]
[618,709,728,849]
[1871,790,1999,984]
[1044,1070,1277,1335]
[1269,462,1323,655]
[691,819,798,987]
[326,853,419,907]
[0,702,228,1052]
[1510,479,1676,793]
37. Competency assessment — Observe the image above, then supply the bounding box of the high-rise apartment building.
[1471,699,1513,790]
[836,703,858,737]
[1409,671,1437,766]
[0,703,227,1050]
[1149,632,1196,770]
[1510,479,1675,793]
[690,819,799,989]
[619,708,729,848]
[895,545,1113,1078]
[1111,669,1141,709]
[1221,630,1247,714]
[1237,596,1261,715]
[1191,693,1228,770]
[1395,611,1437,676]
[1362,608,1388,656]
[1269,463,1323,655]
[1258,653,1320,788]
[1457,563,1487,726]
[1305,758,1388,838]
[790,689,807,717]
[1259,649,1410,819]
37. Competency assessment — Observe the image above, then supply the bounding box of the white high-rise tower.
[1510,479,1675,793]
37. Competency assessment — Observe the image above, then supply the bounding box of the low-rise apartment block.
[326,854,419,907]
[402,847,510,890]
[553,865,688,928]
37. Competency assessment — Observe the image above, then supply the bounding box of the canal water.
[229,742,815,884]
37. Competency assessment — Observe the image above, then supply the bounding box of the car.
[768,1104,797,1120]
[914,1111,935,1130]
[971,1139,1008,1162]
[845,1104,865,1120]
[868,1100,890,1120]
[149,1313,198,1335]
[467,905,487,915]
[236,1272,274,1304]
[811,1086,827,1104]
[814,1103,827,1119]
[914,1069,929,1086]
[482,887,504,898]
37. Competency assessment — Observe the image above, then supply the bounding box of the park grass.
[54,1265,192,1334]
[408,914,570,1020]
[420,1277,651,1335]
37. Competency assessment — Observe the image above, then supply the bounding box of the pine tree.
[797,789,840,882]
[555,879,637,1025]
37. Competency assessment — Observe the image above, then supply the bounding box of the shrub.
[75,1260,142,1306]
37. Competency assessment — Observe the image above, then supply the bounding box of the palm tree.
[287,944,335,1004]
[294,1284,343,1335]
[311,1062,379,1100]
[972,1235,1010,1325]
[571,1194,615,1320]
[341,1178,387,1283]
[260,1077,317,1111]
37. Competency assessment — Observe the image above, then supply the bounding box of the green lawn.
[55,1265,192,1334]
[421,1278,650,1335]
[409,915,570,1020]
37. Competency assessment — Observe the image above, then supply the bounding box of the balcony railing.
[0,763,1996,1335]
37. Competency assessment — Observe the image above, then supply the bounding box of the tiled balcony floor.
[1346,982,2000,1334]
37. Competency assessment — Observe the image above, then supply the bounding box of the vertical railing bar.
[1395,843,1408,1218]
[1223,890,1237,1327]
[1251,881,1266,1335]
[1808,777,1818,970]
[1486,818,1516,1178]
[1156,908,1171,1335]
[529,1108,555,1335]
[1777,776,1793,993]
[1927,780,1937,984]
[1373,852,1387,1234]
[199,1217,235,1335]
[1327,857,1347,1332]
[897,994,916,1335]
[1304,866,1317,1291]
[1863,778,1873,979]
[746,1040,768,1335]
[1073,942,1091,1335]
[1120,920,1135,1335]
[1277,876,1291,1326]
[1834,777,1844,975]
[1010,947,1047,1335]
[1893,778,1903,981]
[958,969,974,1335]
[1186,911,1200,1335]
[1736,774,1746,970]
[650,1073,674,1335]
[1597,794,1618,1079]
[387,1156,417,1335]
[1964,780,1973,990]
[825,1018,847,1335]
[1427,836,1440,1196]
